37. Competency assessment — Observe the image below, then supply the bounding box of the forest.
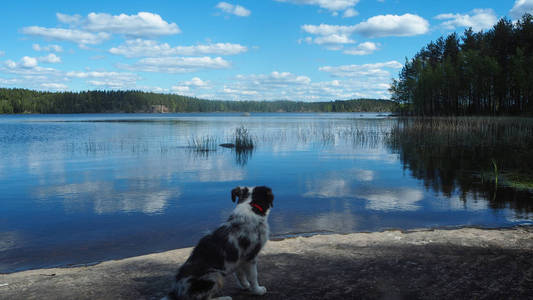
[389,13,533,116]
[0,88,397,114]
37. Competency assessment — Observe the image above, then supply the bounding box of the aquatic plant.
[386,116,533,209]
[233,125,254,150]
[188,135,219,152]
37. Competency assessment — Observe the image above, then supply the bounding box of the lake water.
[1,113,532,273]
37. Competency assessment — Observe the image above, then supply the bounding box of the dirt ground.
[1,226,533,300]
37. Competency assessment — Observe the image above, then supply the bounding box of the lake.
[1,113,532,273]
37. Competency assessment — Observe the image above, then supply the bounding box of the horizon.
[0,1,530,102]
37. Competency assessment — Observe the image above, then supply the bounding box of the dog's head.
[231,186,274,215]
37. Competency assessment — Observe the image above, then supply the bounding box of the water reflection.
[234,148,254,166]
[2,113,533,273]
[303,169,375,198]
[303,168,424,212]
[360,187,423,211]
[386,117,533,214]
[35,181,178,215]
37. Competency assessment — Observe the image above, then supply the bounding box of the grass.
[482,170,533,192]
[188,135,218,152]
[387,116,533,193]
[256,121,391,148]
[233,125,254,150]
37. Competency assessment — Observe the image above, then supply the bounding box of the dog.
[163,186,274,300]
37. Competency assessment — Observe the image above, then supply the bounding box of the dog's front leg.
[243,260,266,296]
[234,268,250,290]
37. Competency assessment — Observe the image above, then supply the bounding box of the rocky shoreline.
[1,226,533,299]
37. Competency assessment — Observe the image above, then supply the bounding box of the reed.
[233,125,254,150]
[387,116,533,193]
[188,135,219,152]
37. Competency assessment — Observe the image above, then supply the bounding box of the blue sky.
[0,0,531,101]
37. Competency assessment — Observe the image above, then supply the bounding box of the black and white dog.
[163,186,274,300]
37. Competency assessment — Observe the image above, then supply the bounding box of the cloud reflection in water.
[304,168,424,212]
[36,181,179,215]
[360,188,424,211]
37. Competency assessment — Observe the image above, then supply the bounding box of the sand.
[1,226,533,299]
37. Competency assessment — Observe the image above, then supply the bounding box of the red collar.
[250,203,264,213]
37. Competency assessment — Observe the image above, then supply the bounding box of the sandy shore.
[1,226,533,299]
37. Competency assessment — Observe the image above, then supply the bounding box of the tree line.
[0,88,397,114]
[390,13,533,116]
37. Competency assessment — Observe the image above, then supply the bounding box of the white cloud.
[343,42,379,55]
[22,26,110,45]
[83,12,181,37]
[87,80,131,89]
[353,13,429,37]
[301,24,357,47]
[2,58,60,75]
[215,71,315,100]
[171,77,210,94]
[510,0,533,19]
[214,69,392,101]
[435,9,497,31]
[0,51,4,56]
[32,44,63,52]
[2,55,60,71]
[144,86,169,93]
[38,53,61,63]
[56,13,83,26]
[66,70,138,80]
[236,71,311,86]
[41,83,68,90]
[343,8,359,18]
[171,85,190,93]
[183,77,209,87]
[302,24,356,36]
[222,87,259,96]
[5,59,23,69]
[216,2,251,17]
[313,34,355,45]
[66,71,132,78]
[0,57,65,89]
[123,56,231,73]
[0,77,20,85]
[319,60,402,77]
[23,12,179,46]
[109,39,247,57]
[66,71,139,89]
[21,56,38,68]
[276,0,359,16]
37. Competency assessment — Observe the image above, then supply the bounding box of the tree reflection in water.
[386,117,533,214]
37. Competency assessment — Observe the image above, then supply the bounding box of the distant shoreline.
[0,110,397,115]
[0,88,398,114]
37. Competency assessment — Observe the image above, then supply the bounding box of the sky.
[0,0,531,101]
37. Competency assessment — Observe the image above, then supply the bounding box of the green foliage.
[0,88,397,114]
[390,13,533,116]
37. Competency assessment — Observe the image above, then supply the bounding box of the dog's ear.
[231,187,241,202]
